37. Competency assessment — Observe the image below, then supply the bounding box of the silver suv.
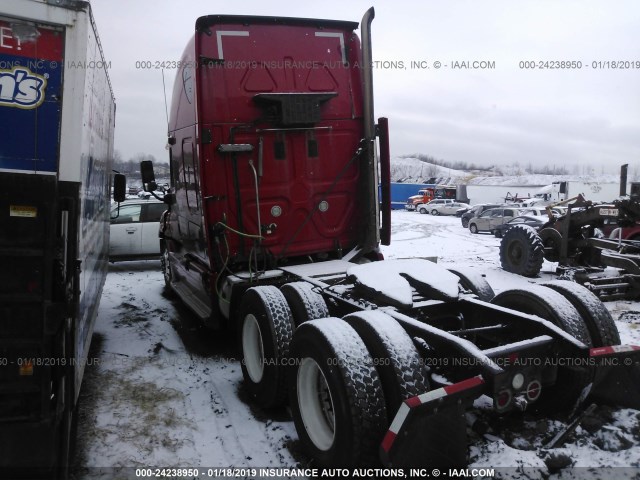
[468,207,523,234]
[461,203,501,228]
[415,199,454,215]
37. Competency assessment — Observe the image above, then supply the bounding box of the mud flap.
[589,346,640,409]
[380,376,485,468]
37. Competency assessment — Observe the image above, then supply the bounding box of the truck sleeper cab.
[154,9,389,327]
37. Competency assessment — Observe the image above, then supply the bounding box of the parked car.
[423,201,470,216]
[109,198,166,260]
[520,206,564,218]
[415,198,455,214]
[461,203,502,228]
[493,215,546,238]
[468,207,523,234]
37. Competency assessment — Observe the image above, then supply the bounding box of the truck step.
[171,282,212,320]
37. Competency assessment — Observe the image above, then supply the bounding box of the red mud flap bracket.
[590,345,640,409]
[380,376,485,469]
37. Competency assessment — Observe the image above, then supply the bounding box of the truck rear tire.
[281,282,329,326]
[500,225,544,277]
[542,280,620,347]
[289,318,387,467]
[239,286,294,408]
[344,311,429,419]
[447,267,495,301]
[491,286,592,413]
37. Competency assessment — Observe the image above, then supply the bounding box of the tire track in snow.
[177,355,297,467]
[383,211,499,262]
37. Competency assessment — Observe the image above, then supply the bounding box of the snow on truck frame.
[0,0,123,477]
[141,8,640,468]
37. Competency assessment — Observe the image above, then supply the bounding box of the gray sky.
[90,0,640,172]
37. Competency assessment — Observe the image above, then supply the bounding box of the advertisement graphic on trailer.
[0,20,63,173]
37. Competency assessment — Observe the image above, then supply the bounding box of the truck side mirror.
[113,173,126,203]
[140,160,157,192]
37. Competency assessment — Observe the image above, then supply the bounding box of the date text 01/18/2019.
[519,60,640,69]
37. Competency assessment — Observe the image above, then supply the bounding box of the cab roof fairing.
[194,14,359,34]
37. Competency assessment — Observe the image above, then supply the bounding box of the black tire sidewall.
[289,328,367,467]
[239,289,291,407]
[344,312,429,419]
[542,281,620,347]
[500,225,544,277]
[281,283,328,326]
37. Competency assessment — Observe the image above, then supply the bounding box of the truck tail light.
[496,389,512,410]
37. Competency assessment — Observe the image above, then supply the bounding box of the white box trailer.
[0,0,116,476]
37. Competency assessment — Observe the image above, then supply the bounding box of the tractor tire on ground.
[289,318,387,467]
[500,224,544,277]
[447,267,495,301]
[538,227,563,262]
[239,286,294,408]
[491,285,593,413]
[542,280,620,347]
[344,311,429,419]
[281,282,329,326]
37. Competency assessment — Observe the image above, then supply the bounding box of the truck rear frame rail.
[224,258,640,468]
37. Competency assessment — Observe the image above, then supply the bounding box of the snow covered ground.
[72,211,640,479]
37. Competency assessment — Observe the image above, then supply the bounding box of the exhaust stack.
[621,164,628,197]
[361,7,375,142]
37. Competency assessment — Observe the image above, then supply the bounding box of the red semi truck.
[142,8,640,468]
[0,0,122,477]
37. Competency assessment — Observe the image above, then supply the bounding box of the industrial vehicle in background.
[500,165,640,300]
[142,9,640,468]
[0,0,122,477]
[404,183,469,211]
